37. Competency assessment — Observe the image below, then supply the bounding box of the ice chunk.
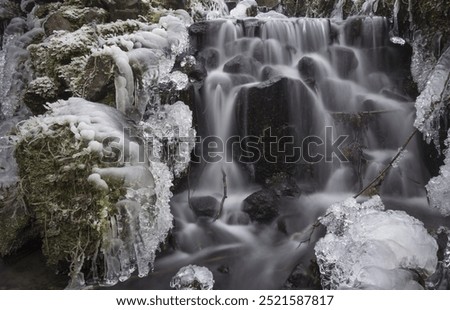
[170,265,214,290]
[426,131,450,216]
[390,36,406,46]
[142,101,196,178]
[315,196,438,289]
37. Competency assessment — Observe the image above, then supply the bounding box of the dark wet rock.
[261,65,281,80]
[236,76,316,183]
[189,21,224,52]
[328,46,359,78]
[242,189,279,223]
[44,13,74,36]
[264,172,302,197]
[82,54,115,104]
[297,56,323,87]
[191,196,220,218]
[198,47,220,70]
[283,262,322,290]
[223,55,261,76]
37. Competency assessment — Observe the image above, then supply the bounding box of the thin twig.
[297,212,331,247]
[214,167,227,221]
[353,128,418,199]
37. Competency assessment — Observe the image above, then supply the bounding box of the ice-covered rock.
[28,12,192,117]
[426,131,450,217]
[189,0,229,21]
[315,196,438,289]
[170,265,214,290]
[230,0,258,18]
[13,98,176,288]
[414,45,450,150]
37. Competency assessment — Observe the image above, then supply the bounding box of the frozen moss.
[12,98,175,287]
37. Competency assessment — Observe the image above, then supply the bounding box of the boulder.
[190,196,220,218]
[297,56,324,87]
[223,54,261,76]
[328,46,359,79]
[242,189,279,223]
[198,47,220,70]
[282,262,322,289]
[236,76,316,183]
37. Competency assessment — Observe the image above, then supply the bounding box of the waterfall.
[107,15,437,290]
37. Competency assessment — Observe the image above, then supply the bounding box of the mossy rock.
[0,186,35,256]
[15,125,126,267]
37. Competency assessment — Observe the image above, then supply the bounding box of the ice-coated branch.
[354,128,418,199]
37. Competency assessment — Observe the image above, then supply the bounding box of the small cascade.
[116,15,435,290]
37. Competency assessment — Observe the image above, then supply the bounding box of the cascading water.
[112,15,445,289]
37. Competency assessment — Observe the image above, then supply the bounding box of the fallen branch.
[353,128,418,199]
[214,167,227,221]
[296,212,331,247]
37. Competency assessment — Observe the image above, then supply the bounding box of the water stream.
[112,16,443,289]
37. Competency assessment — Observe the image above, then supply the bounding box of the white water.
[113,16,438,289]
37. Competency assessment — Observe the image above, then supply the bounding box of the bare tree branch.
[353,128,418,199]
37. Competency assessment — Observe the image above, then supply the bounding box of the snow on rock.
[15,98,176,288]
[315,196,438,289]
[189,0,229,21]
[27,11,192,118]
[230,0,258,18]
[170,265,214,290]
[414,45,450,150]
[426,130,450,217]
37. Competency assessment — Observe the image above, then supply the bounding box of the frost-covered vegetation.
[13,98,180,287]
[0,0,196,288]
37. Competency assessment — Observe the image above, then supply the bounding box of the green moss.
[0,187,33,256]
[15,125,126,267]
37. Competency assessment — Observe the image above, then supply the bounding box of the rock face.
[236,76,316,183]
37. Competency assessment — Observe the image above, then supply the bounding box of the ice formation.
[189,0,229,21]
[27,12,191,117]
[426,227,450,289]
[15,98,177,288]
[141,101,196,178]
[414,45,450,149]
[170,265,215,290]
[315,196,438,289]
[426,131,450,216]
